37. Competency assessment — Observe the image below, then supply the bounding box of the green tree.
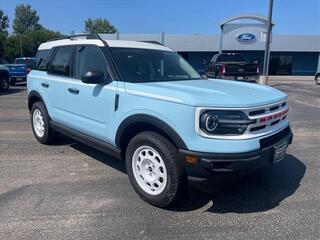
[4,29,61,61]
[0,9,9,34]
[84,18,117,34]
[0,9,9,58]
[13,4,41,35]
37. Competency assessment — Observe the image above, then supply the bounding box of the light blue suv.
[27,34,293,207]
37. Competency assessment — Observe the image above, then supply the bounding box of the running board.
[50,121,122,160]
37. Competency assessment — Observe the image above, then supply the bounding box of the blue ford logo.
[237,33,256,42]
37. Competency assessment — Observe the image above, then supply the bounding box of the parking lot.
[0,81,319,240]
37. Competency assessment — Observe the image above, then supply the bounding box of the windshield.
[14,58,36,65]
[217,54,245,62]
[110,47,201,83]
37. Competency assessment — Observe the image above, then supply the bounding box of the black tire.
[125,131,188,207]
[0,77,10,91]
[30,101,56,144]
[315,74,320,85]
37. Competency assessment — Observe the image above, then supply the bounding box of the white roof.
[38,38,173,52]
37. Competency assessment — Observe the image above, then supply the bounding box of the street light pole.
[19,35,23,57]
[260,0,274,85]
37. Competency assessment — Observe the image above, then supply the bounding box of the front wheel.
[315,74,320,85]
[125,131,187,207]
[0,77,10,91]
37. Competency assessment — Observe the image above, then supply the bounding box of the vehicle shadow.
[53,134,126,173]
[51,135,305,213]
[171,154,305,213]
[0,88,26,96]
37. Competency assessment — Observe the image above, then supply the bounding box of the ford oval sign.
[237,33,256,42]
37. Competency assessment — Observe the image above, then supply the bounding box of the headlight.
[199,110,255,136]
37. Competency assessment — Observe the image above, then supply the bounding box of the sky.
[1,0,320,35]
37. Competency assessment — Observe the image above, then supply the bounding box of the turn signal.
[185,155,198,164]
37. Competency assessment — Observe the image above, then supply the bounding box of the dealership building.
[101,15,320,76]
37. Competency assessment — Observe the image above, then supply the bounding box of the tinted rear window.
[49,46,74,76]
[217,54,244,62]
[14,58,36,65]
[35,50,52,71]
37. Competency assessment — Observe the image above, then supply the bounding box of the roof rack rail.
[140,41,163,46]
[46,33,105,42]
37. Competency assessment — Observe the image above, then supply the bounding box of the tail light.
[220,65,226,76]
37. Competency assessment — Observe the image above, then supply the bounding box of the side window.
[49,46,74,76]
[74,46,110,80]
[35,49,52,71]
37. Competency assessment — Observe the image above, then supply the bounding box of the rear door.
[65,45,117,143]
[46,46,76,124]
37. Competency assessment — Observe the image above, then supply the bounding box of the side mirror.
[81,70,110,84]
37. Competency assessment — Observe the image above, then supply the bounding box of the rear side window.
[74,45,110,80]
[49,46,74,76]
[35,50,52,71]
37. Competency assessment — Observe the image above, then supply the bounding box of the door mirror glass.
[81,70,110,84]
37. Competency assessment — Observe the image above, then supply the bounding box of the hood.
[0,64,9,71]
[125,79,287,108]
[4,64,26,68]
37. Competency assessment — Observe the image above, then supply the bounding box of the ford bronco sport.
[27,34,293,207]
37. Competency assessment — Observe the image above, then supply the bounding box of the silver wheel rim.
[2,79,8,89]
[132,146,168,195]
[32,109,45,138]
[317,76,320,84]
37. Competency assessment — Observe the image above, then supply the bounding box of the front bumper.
[180,126,293,179]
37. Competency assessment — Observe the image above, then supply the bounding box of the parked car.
[27,34,293,207]
[0,64,10,91]
[315,72,320,85]
[5,57,35,85]
[205,53,259,82]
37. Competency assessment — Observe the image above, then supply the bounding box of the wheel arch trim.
[28,90,45,111]
[115,114,188,150]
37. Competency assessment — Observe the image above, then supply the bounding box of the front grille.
[250,125,266,132]
[249,109,265,116]
[245,101,288,133]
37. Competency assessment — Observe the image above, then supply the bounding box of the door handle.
[68,87,79,95]
[41,82,49,88]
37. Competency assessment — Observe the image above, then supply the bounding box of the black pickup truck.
[205,53,260,82]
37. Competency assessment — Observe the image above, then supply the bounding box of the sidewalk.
[266,75,315,85]
[268,75,314,81]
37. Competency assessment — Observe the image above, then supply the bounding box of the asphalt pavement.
[0,81,319,240]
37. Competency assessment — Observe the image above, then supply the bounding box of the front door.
[65,45,117,143]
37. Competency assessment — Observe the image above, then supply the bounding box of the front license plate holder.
[273,138,289,164]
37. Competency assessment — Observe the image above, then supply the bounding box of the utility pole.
[260,0,274,85]
[19,36,23,57]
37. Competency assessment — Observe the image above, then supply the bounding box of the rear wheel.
[125,131,187,207]
[31,101,56,144]
[315,74,320,85]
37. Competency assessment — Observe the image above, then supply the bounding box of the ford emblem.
[237,33,256,42]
